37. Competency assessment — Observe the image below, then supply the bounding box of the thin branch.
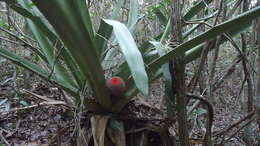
[0,130,10,146]
[48,43,65,80]
[0,36,23,45]
[0,101,69,115]
[222,117,256,144]
[213,56,242,91]
[213,110,255,137]
[0,27,39,54]
[21,89,67,105]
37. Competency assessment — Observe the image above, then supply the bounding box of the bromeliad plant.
[0,0,260,145]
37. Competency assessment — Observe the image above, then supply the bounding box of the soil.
[0,68,259,145]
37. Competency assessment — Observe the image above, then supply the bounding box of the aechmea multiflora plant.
[106,76,126,97]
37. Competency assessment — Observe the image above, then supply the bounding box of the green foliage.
[0,57,6,63]
[104,19,149,96]
[0,0,259,113]
[0,19,9,28]
[146,0,170,22]
[109,119,124,131]
[194,108,207,116]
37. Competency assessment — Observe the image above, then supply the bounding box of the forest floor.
[0,63,259,146]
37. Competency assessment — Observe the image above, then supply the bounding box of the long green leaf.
[4,0,85,90]
[10,0,58,43]
[113,10,215,81]
[32,0,111,108]
[127,0,139,34]
[19,0,86,89]
[101,0,139,71]
[0,48,78,95]
[111,0,126,19]
[112,34,162,82]
[19,0,79,89]
[184,0,214,21]
[148,6,260,73]
[149,41,175,116]
[96,19,113,59]
[1,0,86,92]
[95,0,126,59]
[154,8,167,26]
[114,5,260,111]
[185,21,251,63]
[104,19,149,96]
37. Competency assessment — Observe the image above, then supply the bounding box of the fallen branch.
[0,101,68,116]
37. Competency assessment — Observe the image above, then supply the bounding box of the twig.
[0,27,40,55]
[235,76,246,101]
[186,11,218,22]
[48,42,65,80]
[0,130,10,146]
[213,56,242,91]
[222,117,256,144]
[49,127,67,146]
[202,0,215,14]
[186,93,214,145]
[213,0,224,25]
[214,110,255,137]
[223,33,243,56]
[0,36,23,45]
[187,40,216,91]
[138,98,164,114]
[126,127,147,134]
[9,17,36,43]
[21,89,62,103]
[187,100,200,116]
[227,0,243,18]
[189,113,198,137]
[0,77,13,86]
[184,21,213,27]
[0,101,68,115]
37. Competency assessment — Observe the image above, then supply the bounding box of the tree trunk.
[170,1,190,146]
[255,0,260,142]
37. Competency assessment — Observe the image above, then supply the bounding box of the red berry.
[106,76,126,97]
[110,77,123,86]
